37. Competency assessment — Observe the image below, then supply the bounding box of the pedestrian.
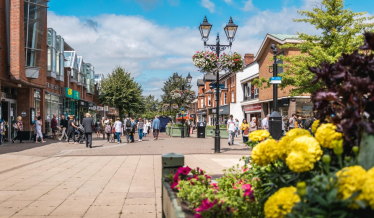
[12,116,24,143]
[240,119,249,143]
[123,115,132,143]
[129,118,136,142]
[152,115,160,140]
[235,118,239,137]
[249,117,257,133]
[105,119,112,142]
[51,114,58,139]
[59,115,68,141]
[35,116,46,143]
[297,117,303,128]
[137,118,144,142]
[95,119,101,138]
[262,114,270,131]
[0,119,4,145]
[101,117,106,140]
[82,113,94,148]
[67,116,78,144]
[303,116,316,136]
[289,114,297,130]
[146,119,152,135]
[227,115,236,145]
[242,121,250,143]
[113,118,122,144]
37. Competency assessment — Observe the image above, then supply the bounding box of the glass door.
[10,102,17,140]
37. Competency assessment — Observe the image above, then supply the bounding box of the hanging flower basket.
[170,89,196,103]
[192,51,245,74]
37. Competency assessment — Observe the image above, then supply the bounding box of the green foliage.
[140,95,159,119]
[358,133,374,170]
[245,141,259,148]
[260,0,374,95]
[99,66,145,119]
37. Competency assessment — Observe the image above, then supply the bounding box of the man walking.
[227,115,236,145]
[123,115,132,143]
[289,113,297,130]
[82,113,94,148]
[262,114,270,131]
[51,115,58,139]
[152,115,160,140]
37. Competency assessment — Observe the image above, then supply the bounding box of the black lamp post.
[173,72,192,138]
[269,44,283,140]
[199,16,238,153]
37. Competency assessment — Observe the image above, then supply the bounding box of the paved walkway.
[0,133,250,218]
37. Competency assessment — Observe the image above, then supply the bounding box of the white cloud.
[224,0,233,4]
[201,0,215,13]
[242,0,255,11]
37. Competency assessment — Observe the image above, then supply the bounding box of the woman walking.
[146,120,151,135]
[137,118,144,142]
[249,117,257,133]
[12,116,24,143]
[35,116,46,143]
[113,118,122,144]
[240,119,249,143]
[235,118,240,137]
[95,119,101,138]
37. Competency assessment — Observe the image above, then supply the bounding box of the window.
[232,91,235,102]
[224,80,227,88]
[224,93,227,105]
[201,98,203,108]
[24,0,48,67]
[208,95,211,106]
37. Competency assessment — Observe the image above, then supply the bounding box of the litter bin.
[197,122,206,138]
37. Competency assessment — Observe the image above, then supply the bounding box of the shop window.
[34,90,41,117]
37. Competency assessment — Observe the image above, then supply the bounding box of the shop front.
[88,103,97,121]
[1,87,18,142]
[218,105,229,124]
[244,103,261,129]
[61,87,80,123]
[196,110,207,123]
[44,92,62,135]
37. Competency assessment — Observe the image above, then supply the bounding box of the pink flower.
[177,166,192,175]
[171,182,179,189]
[195,198,217,212]
[242,184,254,199]
[194,214,203,218]
[210,183,219,190]
[204,175,211,180]
[173,173,180,182]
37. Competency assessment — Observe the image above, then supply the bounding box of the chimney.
[244,53,254,65]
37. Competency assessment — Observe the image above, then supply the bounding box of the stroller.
[75,125,86,144]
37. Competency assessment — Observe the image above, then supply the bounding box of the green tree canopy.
[276,0,374,95]
[139,95,159,120]
[99,67,145,119]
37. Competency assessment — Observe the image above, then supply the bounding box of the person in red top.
[51,114,58,139]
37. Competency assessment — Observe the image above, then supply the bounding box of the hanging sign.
[21,111,26,117]
[30,108,35,124]
[104,106,109,111]
[97,106,103,111]
[244,103,261,111]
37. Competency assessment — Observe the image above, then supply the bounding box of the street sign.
[209,83,225,89]
[270,77,282,84]
[21,111,26,117]
[181,111,185,114]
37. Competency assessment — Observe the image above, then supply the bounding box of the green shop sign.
[64,87,80,100]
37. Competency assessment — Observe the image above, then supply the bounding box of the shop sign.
[104,106,109,111]
[79,101,87,107]
[244,103,261,111]
[73,90,79,100]
[212,109,216,114]
[21,111,26,117]
[89,106,97,111]
[64,88,80,100]
[1,92,6,99]
[97,106,104,111]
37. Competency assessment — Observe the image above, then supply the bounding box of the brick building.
[0,1,100,141]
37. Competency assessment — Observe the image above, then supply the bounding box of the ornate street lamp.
[199,16,238,153]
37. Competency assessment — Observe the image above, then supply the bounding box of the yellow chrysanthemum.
[286,151,315,173]
[311,120,320,133]
[315,123,343,149]
[251,139,280,166]
[288,136,323,161]
[336,166,367,209]
[249,130,270,142]
[362,167,374,209]
[265,186,300,218]
[278,129,311,160]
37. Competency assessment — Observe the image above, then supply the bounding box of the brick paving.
[0,133,250,218]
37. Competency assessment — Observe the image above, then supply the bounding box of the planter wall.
[166,126,171,135]
[220,128,229,139]
[205,127,214,137]
[170,126,188,137]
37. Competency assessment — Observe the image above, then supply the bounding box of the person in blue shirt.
[152,115,161,140]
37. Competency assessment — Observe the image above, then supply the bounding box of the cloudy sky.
[48,0,373,98]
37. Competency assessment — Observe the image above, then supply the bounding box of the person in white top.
[35,116,46,143]
[227,115,236,145]
[146,120,152,134]
[113,118,122,144]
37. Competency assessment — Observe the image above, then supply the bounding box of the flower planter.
[220,128,229,139]
[162,181,195,218]
[170,126,188,137]
[205,126,214,137]
[166,126,171,135]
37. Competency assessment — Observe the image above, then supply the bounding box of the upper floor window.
[224,93,227,105]
[24,0,48,67]
[208,95,211,106]
[232,91,235,102]
[201,98,203,108]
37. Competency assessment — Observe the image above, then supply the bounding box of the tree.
[140,95,159,119]
[99,67,145,120]
[275,0,374,95]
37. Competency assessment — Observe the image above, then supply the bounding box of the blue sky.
[47,0,374,98]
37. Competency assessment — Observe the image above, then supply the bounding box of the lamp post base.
[214,127,220,153]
